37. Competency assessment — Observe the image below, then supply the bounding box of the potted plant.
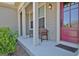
[0,27,18,55]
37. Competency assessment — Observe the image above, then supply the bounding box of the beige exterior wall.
[46,3,57,41]
[38,2,57,41]
[0,7,18,31]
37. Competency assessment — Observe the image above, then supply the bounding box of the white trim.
[29,11,33,30]
[33,2,36,45]
[18,2,25,12]
[22,8,27,38]
[38,3,46,28]
[29,11,31,30]
[57,2,60,43]
[44,3,47,28]
[18,11,21,36]
[33,2,40,45]
[19,11,23,36]
[18,2,30,12]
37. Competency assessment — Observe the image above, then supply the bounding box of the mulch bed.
[9,43,29,56]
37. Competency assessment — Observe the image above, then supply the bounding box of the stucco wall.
[46,3,57,41]
[0,7,18,31]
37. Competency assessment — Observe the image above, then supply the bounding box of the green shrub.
[0,27,18,55]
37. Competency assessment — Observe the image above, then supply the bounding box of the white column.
[33,2,39,45]
[29,11,31,30]
[78,46,79,55]
[18,11,21,36]
[44,3,47,28]
[57,2,60,43]
[22,8,27,38]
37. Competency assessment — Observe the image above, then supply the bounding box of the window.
[39,17,45,28]
[64,4,70,27]
[30,21,33,28]
[64,11,70,27]
[71,8,78,28]
[63,2,79,28]
[38,6,44,17]
[38,5,45,28]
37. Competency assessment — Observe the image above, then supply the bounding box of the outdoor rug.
[56,44,78,53]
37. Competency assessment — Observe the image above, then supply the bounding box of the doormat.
[56,44,78,53]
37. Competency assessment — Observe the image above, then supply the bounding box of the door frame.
[57,2,78,48]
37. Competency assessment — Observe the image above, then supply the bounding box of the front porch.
[18,36,77,56]
[17,2,79,56]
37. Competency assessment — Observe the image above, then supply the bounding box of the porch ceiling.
[0,2,21,10]
[25,3,33,13]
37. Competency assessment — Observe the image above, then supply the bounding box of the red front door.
[60,2,79,44]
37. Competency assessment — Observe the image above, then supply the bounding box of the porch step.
[56,44,78,53]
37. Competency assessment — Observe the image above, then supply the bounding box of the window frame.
[38,4,46,29]
[63,2,79,28]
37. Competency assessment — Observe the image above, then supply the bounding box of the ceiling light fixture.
[48,3,52,9]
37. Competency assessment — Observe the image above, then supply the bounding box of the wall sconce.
[48,3,52,9]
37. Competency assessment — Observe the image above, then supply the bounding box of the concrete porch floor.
[18,37,78,56]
